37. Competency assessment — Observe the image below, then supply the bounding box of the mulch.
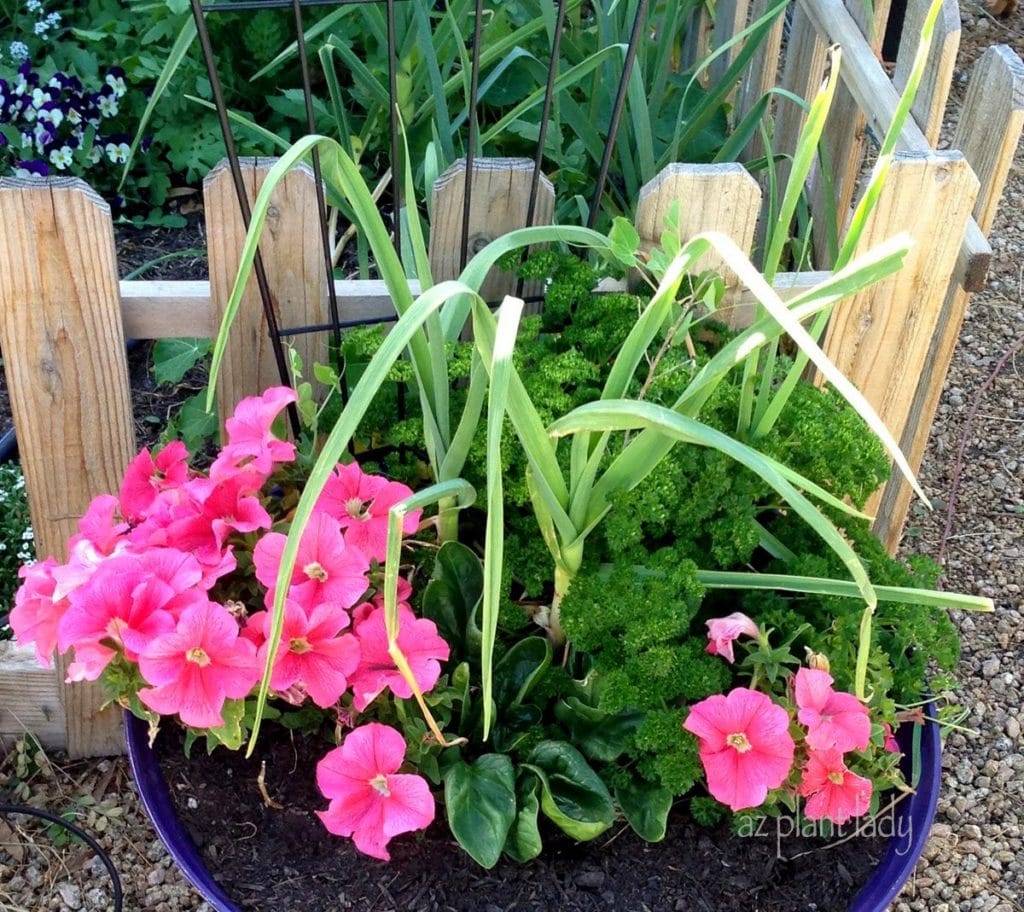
[160,721,887,912]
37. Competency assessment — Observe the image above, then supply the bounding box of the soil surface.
[0,213,208,444]
[1,6,1023,912]
[158,722,886,912]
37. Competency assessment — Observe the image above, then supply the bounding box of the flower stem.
[387,641,466,748]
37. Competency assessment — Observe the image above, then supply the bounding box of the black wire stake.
[459,0,485,273]
[290,0,348,403]
[516,0,568,299]
[0,803,124,911]
[386,0,403,260]
[587,0,649,229]
[191,0,301,438]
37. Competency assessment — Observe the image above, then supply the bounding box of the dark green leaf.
[503,772,543,863]
[422,541,484,659]
[493,636,552,710]
[444,754,517,868]
[525,741,614,841]
[553,698,644,762]
[152,338,211,385]
[615,778,673,842]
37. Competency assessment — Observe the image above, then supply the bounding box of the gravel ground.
[1,6,1023,912]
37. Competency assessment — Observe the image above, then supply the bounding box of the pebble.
[57,884,82,911]
[574,869,606,889]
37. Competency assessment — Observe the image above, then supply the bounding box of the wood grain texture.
[0,177,134,757]
[708,0,749,86]
[636,164,762,326]
[808,0,892,269]
[817,153,979,523]
[800,0,991,291]
[736,0,787,162]
[680,5,713,77]
[429,158,553,307]
[0,643,65,749]
[774,3,828,208]
[874,45,1024,552]
[892,0,960,147]
[119,279,411,339]
[204,158,328,426]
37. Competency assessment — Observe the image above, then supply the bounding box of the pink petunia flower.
[258,600,361,708]
[119,441,191,522]
[58,558,178,681]
[316,722,435,860]
[794,668,871,753]
[705,612,760,663]
[881,722,901,754]
[210,386,297,480]
[74,494,130,555]
[137,600,261,728]
[9,558,66,666]
[683,687,796,812]
[313,463,421,562]
[799,748,873,825]
[253,512,370,613]
[348,603,450,711]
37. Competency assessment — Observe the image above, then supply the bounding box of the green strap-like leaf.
[548,398,877,609]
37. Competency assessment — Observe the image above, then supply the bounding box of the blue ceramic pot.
[125,709,942,912]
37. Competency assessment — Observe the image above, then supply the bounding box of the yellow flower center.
[346,497,371,521]
[186,647,210,667]
[369,773,391,797]
[303,561,329,582]
[827,770,845,785]
[289,636,312,654]
[726,732,752,753]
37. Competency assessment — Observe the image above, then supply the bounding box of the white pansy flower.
[97,94,118,118]
[105,141,129,163]
[49,145,73,169]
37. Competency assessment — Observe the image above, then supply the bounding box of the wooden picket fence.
[0,0,1021,757]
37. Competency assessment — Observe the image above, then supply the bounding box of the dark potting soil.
[158,723,890,912]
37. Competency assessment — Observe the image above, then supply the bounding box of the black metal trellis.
[189,0,649,382]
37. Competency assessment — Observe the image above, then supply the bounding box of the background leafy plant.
[0,461,32,637]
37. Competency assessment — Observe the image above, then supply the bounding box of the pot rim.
[125,705,942,912]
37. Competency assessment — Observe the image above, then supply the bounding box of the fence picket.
[816,153,979,529]
[874,46,1024,551]
[0,178,134,757]
[429,158,554,308]
[636,163,762,325]
[736,0,787,162]
[892,0,960,147]
[807,0,892,269]
[205,157,329,426]
[772,3,828,226]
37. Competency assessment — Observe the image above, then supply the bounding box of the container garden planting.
[9,171,991,909]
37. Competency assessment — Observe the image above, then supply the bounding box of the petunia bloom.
[313,462,421,562]
[258,600,360,708]
[210,386,297,480]
[119,441,190,522]
[799,748,873,825]
[58,558,178,681]
[881,722,901,754]
[683,687,795,812]
[348,603,450,711]
[316,722,434,860]
[138,600,260,728]
[9,558,66,666]
[253,512,369,613]
[705,612,760,663]
[794,668,871,753]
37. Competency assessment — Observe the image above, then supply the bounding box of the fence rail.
[0,3,1021,756]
